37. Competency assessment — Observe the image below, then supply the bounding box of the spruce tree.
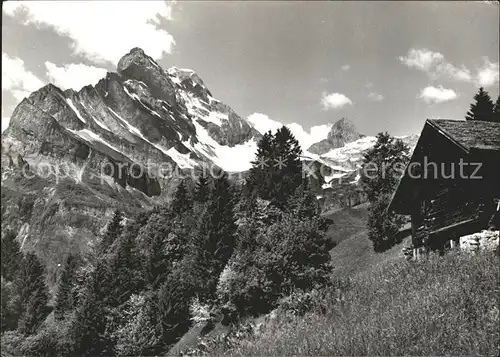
[54,254,79,320]
[248,131,275,200]
[72,258,113,356]
[17,253,49,335]
[190,172,237,300]
[465,87,494,122]
[108,228,143,306]
[171,180,191,214]
[493,95,500,123]
[141,213,172,289]
[1,230,22,282]
[100,209,124,253]
[194,172,210,203]
[271,126,303,207]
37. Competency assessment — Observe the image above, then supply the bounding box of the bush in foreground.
[206,251,500,356]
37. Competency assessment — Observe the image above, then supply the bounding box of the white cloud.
[341,64,350,71]
[399,48,444,71]
[321,92,353,110]
[247,113,332,150]
[287,123,332,150]
[247,113,283,135]
[2,52,45,102]
[364,82,373,88]
[45,62,107,90]
[367,92,384,102]
[419,85,458,104]
[476,57,499,87]
[2,117,11,133]
[399,48,499,87]
[3,1,176,65]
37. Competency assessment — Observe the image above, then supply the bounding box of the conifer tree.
[271,126,303,207]
[493,94,500,123]
[190,172,237,300]
[54,254,79,320]
[17,253,49,335]
[194,172,210,203]
[100,209,124,253]
[248,131,275,200]
[141,214,173,289]
[1,230,22,282]
[72,258,113,356]
[1,277,19,332]
[171,180,191,214]
[108,227,144,306]
[465,87,495,122]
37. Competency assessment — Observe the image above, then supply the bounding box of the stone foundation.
[459,230,499,252]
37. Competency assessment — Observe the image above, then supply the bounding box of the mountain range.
[1,47,418,281]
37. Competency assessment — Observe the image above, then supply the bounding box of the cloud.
[247,113,332,150]
[2,117,11,133]
[3,1,176,65]
[2,52,44,102]
[477,57,499,87]
[247,113,283,135]
[287,123,332,150]
[367,92,384,102]
[419,85,457,104]
[321,92,353,110]
[364,82,373,88]
[399,48,499,87]
[399,48,444,71]
[45,62,107,90]
[341,64,350,71]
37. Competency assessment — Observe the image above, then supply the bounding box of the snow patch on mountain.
[322,136,378,162]
[68,128,123,156]
[66,98,86,124]
[166,147,197,169]
[186,120,258,172]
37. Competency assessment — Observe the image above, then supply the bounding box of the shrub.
[189,296,213,324]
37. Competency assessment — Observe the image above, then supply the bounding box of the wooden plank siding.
[390,119,500,253]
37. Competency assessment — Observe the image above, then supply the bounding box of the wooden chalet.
[389,119,500,256]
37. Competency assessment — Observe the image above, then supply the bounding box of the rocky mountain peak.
[307,118,364,155]
[117,47,177,106]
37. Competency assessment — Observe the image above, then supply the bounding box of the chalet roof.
[427,119,500,152]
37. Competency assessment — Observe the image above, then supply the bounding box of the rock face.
[307,118,364,155]
[117,47,177,107]
[1,48,264,283]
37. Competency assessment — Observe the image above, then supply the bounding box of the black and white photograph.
[1,1,499,356]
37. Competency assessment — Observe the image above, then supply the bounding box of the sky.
[2,1,499,137]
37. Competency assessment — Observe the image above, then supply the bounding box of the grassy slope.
[323,202,411,278]
[210,251,499,356]
[203,205,499,356]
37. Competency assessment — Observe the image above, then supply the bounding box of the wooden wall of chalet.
[408,125,497,250]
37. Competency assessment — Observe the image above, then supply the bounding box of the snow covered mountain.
[3,48,262,180]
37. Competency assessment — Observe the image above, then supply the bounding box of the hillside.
[201,250,499,356]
